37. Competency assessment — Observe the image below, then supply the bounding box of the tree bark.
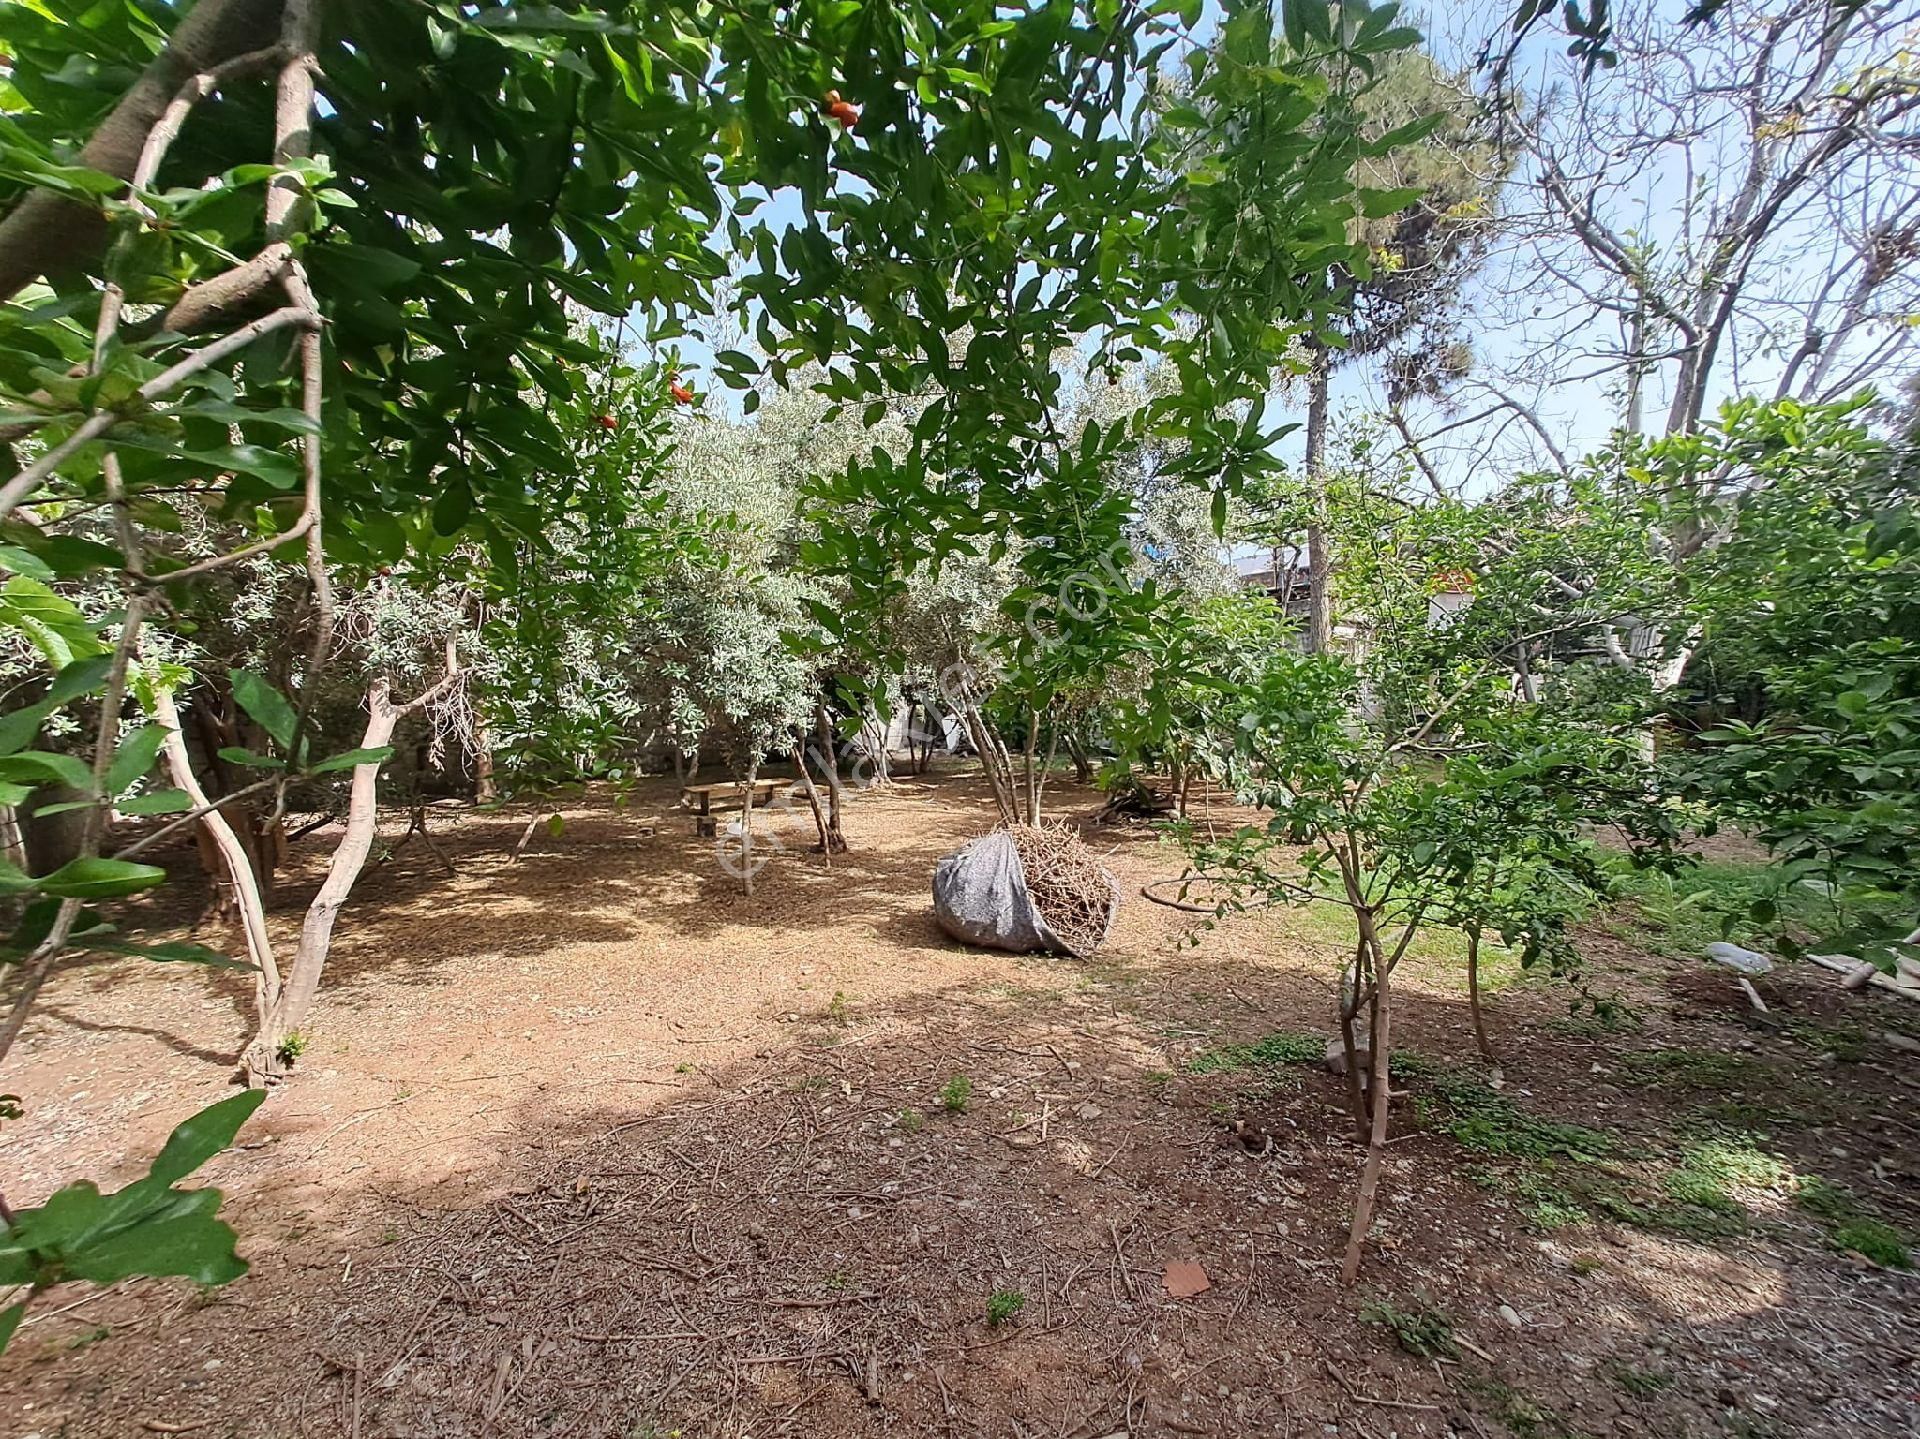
[1303,347,1333,655]
[811,705,850,849]
[1466,927,1495,1065]
[791,728,838,861]
[153,687,282,1026]
[243,654,459,1083]
[0,0,287,302]
[472,707,496,803]
[1341,924,1394,1286]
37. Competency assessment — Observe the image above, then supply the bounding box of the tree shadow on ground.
[6,929,1914,1439]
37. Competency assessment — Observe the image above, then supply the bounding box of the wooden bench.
[681,779,793,837]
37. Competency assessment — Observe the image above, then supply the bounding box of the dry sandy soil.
[1,767,1916,1438]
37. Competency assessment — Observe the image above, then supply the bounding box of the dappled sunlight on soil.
[2,768,1915,1437]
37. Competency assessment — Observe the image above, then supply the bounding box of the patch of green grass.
[1605,1362,1671,1399]
[1454,1371,1575,1439]
[1557,987,1643,1036]
[65,1326,110,1352]
[1796,1178,1913,1267]
[985,1289,1026,1327]
[1831,1219,1912,1269]
[1418,1070,1615,1165]
[1186,1029,1324,1074]
[896,1107,925,1135]
[1782,1019,1869,1062]
[1360,1296,1457,1359]
[940,1076,972,1114]
[1659,1136,1786,1214]
[1618,1047,1766,1091]
[1683,1098,1822,1136]
[1600,858,1800,959]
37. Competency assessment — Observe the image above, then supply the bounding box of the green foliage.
[985,1288,1026,1328]
[895,1108,925,1136]
[1667,400,1919,967]
[275,1031,310,1068]
[1617,1048,1766,1092]
[0,1091,264,1353]
[1418,1070,1614,1166]
[939,1076,972,1115]
[1830,1220,1912,1270]
[1796,1177,1914,1268]
[1187,1030,1323,1074]
[1659,1138,1787,1214]
[1360,1295,1457,1359]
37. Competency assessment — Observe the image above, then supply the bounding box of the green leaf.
[85,936,252,969]
[307,745,394,775]
[118,788,192,815]
[0,1301,23,1355]
[229,670,298,751]
[64,1208,247,1287]
[37,857,167,900]
[147,1090,266,1187]
[0,750,94,789]
[216,747,285,770]
[106,724,168,797]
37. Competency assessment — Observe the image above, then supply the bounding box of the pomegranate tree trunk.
[243,681,400,1082]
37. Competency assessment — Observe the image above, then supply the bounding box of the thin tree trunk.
[812,704,850,850]
[244,652,459,1083]
[152,687,282,1025]
[1466,927,1496,1064]
[739,753,759,897]
[1304,348,1333,655]
[1335,939,1371,1144]
[961,705,1019,827]
[792,728,842,859]
[1342,927,1394,1286]
[472,707,496,803]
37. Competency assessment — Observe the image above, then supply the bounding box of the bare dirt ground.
[2,767,1916,1438]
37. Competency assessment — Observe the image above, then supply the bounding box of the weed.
[1793,1175,1855,1224]
[896,1107,925,1135]
[940,1076,972,1114]
[1569,1254,1604,1277]
[986,1289,1026,1327]
[1186,1030,1322,1075]
[1360,1296,1457,1359]
[380,1225,399,1246]
[1793,1176,1913,1265]
[1606,1363,1671,1399]
[1659,1137,1786,1213]
[275,1030,310,1067]
[1831,1219,1912,1269]
[1561,987,1642,1034]
[1419,1070,1614,1165]
[674,1061,696,1075]
[66,1326,110,1351]
[790,1074,832,1093]
[1618,1048,1764,1091]
[1454,1372,1562,1438]
[1142,1069,1174,1094]
[1525,1196,1590,1230]
[1782,1019,1869,1063]
[825,990,850,1024]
